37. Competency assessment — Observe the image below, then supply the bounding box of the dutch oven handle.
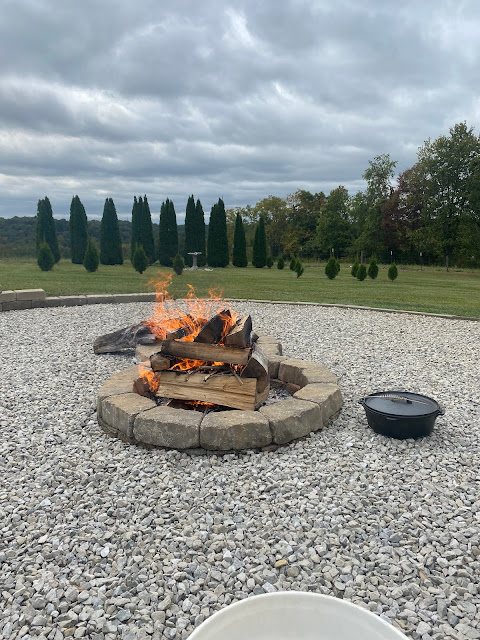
[437,408,446,416]
[358,398,365,406]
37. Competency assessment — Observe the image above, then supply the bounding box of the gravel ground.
[1,301,480,640]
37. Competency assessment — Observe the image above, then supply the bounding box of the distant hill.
[0,217,186,259]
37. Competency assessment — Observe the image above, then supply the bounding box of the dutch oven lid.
[363,391,440,417]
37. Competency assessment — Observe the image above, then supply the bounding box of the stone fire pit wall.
[96,334,343,451]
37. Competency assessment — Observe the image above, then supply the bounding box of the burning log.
[133,375,154,397]
[94,323,158,354]
[224,315,252,349]
[159,340,250,366]
[194,309,233,344]
[164,315,208,340]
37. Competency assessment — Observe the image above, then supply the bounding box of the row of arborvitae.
[351,257,398,281]
[323,256,399,281]
[37,196,119,272]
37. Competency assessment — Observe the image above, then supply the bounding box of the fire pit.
[95,281,343,452]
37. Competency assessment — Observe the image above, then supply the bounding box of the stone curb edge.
[224,299,480,323]
[1,290,478,322]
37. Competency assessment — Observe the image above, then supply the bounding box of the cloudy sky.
[1,0,479,222]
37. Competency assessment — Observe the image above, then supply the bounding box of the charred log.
[94,323,158,354]
[194,309,232,344]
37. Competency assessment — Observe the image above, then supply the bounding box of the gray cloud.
[1,0,479,221]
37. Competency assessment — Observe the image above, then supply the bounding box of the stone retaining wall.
[97,336,343,452]
[0,289,156,312]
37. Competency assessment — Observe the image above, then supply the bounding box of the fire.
[139,274,239,391]
[145,274,238,341]
[139,362,160,393]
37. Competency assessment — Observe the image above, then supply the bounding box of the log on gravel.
[94,323,158,354]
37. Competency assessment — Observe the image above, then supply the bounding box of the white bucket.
[188,592,408,640]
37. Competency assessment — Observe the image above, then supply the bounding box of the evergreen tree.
[266,256,274,268]
[100,198,123,265]
[195,199,207,266]
[277,257,285,270]
[83,238,99,272]
[173,253,185,275]
[36,197,60,263]
[388,263,398,281]
[351,259,359,277]
[207,198,229,267]
[367,257,379,279]
[141,195,155,263]
[289,256,297,271]
[69,195,88,264]
[158,198,178,266]
[37,241,55,271]
[357,263,367,281]
[130,196,142,261]
[325,256,338,279]
[252,216,267,268]
[184,195,196,267]
[232,211,248,267]
[295,260,304,278]
[132,244,149,274]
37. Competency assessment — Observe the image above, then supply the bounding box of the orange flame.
[139,362,160,393]
[139,275,239,391]
[144,274,238,342]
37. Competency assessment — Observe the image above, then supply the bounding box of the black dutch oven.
[358,391,445,439]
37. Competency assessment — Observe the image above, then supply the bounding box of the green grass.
[1,259,479,318]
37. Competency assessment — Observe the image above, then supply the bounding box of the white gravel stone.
[0,301,479,640]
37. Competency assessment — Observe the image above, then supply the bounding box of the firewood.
[150,353,172,371]
[241,344,269,379]
[241,344,269,392]
[133,376,155,398]
[224,315,252,349]
[256,381,271,406]
[194,309,232,344]
[164,316,208,340]
[165,327,191,340]
[154,370,257,411]
[94,323,157,354]
[159,339,250,365]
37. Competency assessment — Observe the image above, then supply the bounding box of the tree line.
[33,195,246,272]
[227,122,480,268]
[5,121,480,270]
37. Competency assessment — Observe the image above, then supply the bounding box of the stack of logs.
[133,312,269,411]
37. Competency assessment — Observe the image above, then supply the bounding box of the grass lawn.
[0,259,479,318]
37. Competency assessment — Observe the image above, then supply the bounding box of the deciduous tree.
[315,186,352,258]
